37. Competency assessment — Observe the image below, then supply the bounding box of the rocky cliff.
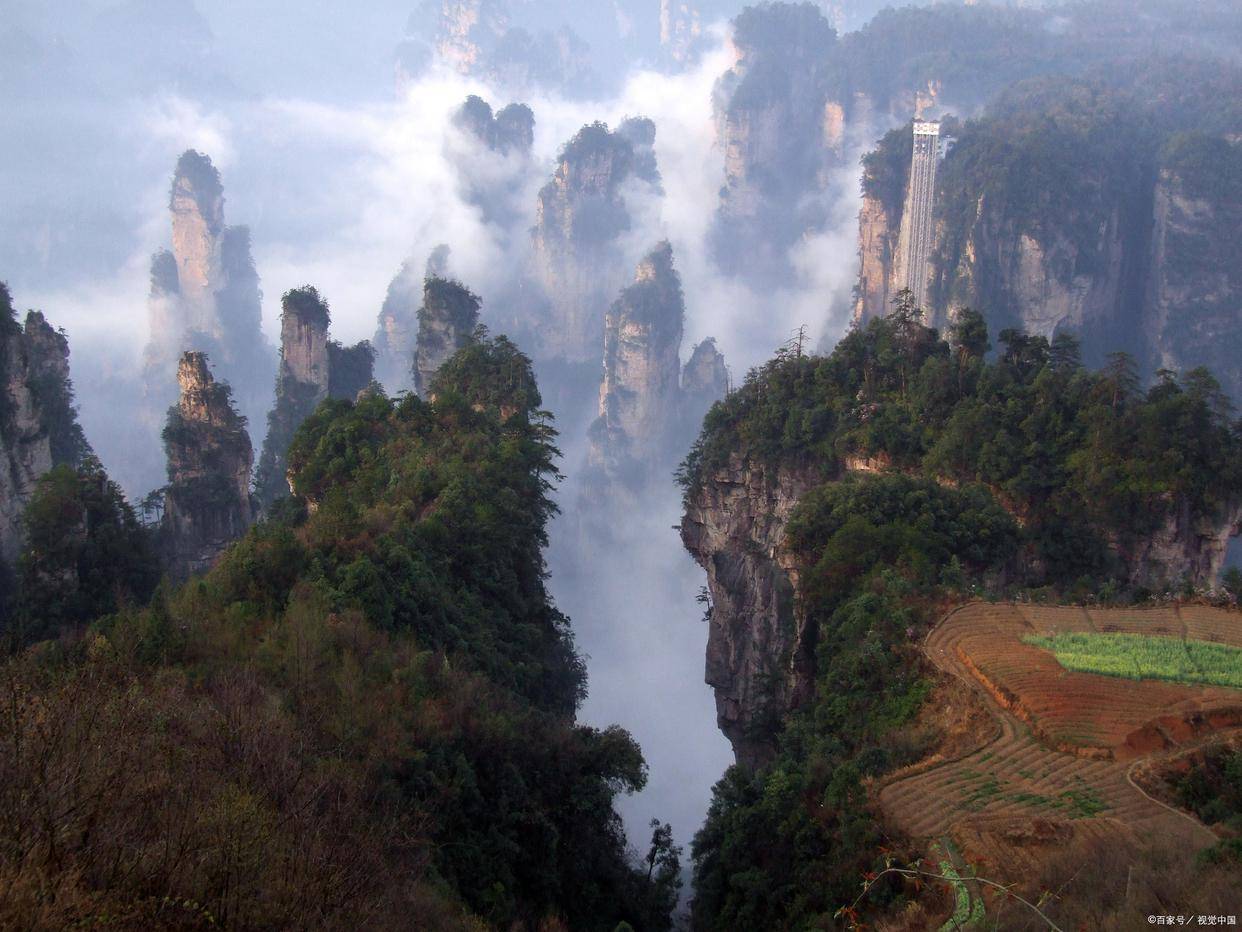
[373,260,421,394]
[142,150,275,434]
[1144,137,1242,400]
[374,247,454,394]
[680,455,822,768]
[587,242,685,487]
[681,292,1242,765]
[853,108,1140,342]
[414,277,481,397]
[160,352,254,580]
[255,287,374,508]
[851,128,910,322]
[709,1,1230,287]
[530,120,662,362]
[710,4,842,282]
[681,337,730,430]
[658,0,749,66]
[1121,496,1242,591]
[0,285,88,563]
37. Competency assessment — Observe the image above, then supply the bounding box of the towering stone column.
[583,243,731,507]
[0,285,88,563]
[168,151,225,333]
[414,277,481,397]
[142,150,275,441]
[161,352,254,579]
[373,247,453,395]
[278,287,331,400]
[681,337,730,432]
[255,287,373,509]
[593,242,684,471]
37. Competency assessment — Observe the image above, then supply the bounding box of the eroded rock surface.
[161,352,254,579]
[255,288,373,508]
[0,287,87,562]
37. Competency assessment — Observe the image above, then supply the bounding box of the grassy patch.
[962,774,1005,810]
[1024,632,1242,689]
[1059,784,1109,818]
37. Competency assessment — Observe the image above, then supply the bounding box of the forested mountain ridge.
[680,300,1242,928]
[0,333,680,931]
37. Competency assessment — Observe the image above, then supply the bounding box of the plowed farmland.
[879,603,1242,882]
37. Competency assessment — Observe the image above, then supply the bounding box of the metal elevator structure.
[904,120,943,309]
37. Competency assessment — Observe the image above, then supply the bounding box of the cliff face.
[681,337,729,429]
[1123,497,1242,590]
[850,75,1242,401]
[0,288,86,564]
[279,289,331,399]
[373,260,421,394]
[659,0,746,65]
[588,242,685,485]
[853,193,901,323]
[659,0,703,65]
[851,101,1242,403]
[680,455,821,768]
[1,325,53,565]
[255,287,374,508]
[709,6,849,283]
[414,277,481,397]
[919,203,1130,340]
[712,1,1200,289]
[860,141,1131,335]
[168,151,224,327]
[142,150,275,434]
[1144,147,1242,400]
[161,352,254,580]
[530,120,662,362]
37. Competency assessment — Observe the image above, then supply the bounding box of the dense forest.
[680,296,1242,928]
[0,334,679,930]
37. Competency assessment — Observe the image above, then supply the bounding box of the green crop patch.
[1024,632,1242,689]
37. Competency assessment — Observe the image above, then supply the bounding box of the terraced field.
[953,603,1242,755]
[879,602,1242,881]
